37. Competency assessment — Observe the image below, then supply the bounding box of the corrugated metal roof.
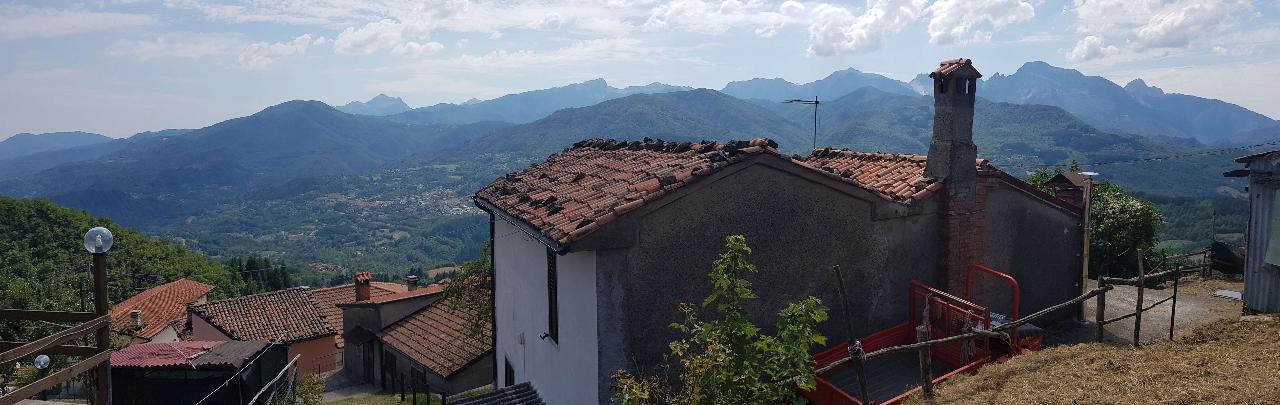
[453,383,543,405]
[190,340,275,368]
[111,340,275,369]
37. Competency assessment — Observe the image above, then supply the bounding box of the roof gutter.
[473,197,569,253]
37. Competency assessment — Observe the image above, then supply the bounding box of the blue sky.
[2,0,1277,137]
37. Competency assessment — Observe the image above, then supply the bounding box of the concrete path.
[1045,275,1243,346]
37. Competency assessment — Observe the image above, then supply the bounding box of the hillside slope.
[905,316,1280,404]
[0,196,242,341]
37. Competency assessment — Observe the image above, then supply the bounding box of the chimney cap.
[930,58,982,79]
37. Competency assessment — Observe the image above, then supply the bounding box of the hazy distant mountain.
[130,128,194,140]
[754,86,1238,196]
[0,131,111,161]
[0,129,193,180]
[721,67,917,101]
[387,79,692,125]
[336,94,412,116]
[0,100,452,222]
[982,62,1275,144]
[450,88,809,155]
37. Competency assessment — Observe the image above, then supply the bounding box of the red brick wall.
[940,176,999,296]
[289,336,338,376]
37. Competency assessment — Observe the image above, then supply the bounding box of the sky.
[1,0,1278,138]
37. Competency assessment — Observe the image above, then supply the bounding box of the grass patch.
[905,316,1280,404]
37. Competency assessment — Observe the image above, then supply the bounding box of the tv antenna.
[784,96,820,150]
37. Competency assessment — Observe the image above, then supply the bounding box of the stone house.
[188,287,337,375]
[111,278,214,344]
[338,273,494,395]
[473,59,1085,403]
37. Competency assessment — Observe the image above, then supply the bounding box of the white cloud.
[807,0,927,56]
[643,0,802,36]
[109,33,319,69]
[392,41,445,57]
[237,34,315,70]
[0,6,157,40]
[107,34,241,61]
[1067,0,1255,63]
[925,0,1034,45]
[1068,35,1118,62]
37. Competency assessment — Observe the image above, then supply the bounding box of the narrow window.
[504,357,515,387]
[546,247,559,343]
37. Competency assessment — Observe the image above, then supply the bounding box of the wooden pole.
[1133,251,1145,347]
[1169,269,1180,341]
[412,379,417,405]
[917,298,933,398]
[829,266,869,404]
[400,374,405,402]
[1095,272,1107,343]
[92,252,110,405]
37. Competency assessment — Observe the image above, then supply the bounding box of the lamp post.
[84,227,112,405]
[34,355,49,400]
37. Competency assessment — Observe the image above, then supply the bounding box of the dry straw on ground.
[904,316,1280,404]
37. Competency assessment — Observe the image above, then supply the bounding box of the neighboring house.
[310,281,408,350]
[339,273,493,395]
[110,278,214,344]
[1228,150,1280,312]
[473,59,1085,403]
[110,340,288,405]
[454,383,544,405]
[188,287,337,375]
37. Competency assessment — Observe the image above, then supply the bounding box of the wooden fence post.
[1169,269,1180,341]
[412,379,417,405]
[400,374,405,402]
[1133,251,1146,347]
[1095,272,1107,343]
[829,265,869,404]
[917,298,934,398]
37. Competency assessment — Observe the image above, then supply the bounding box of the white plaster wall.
[150,325,180,343]
[494,219,598,405]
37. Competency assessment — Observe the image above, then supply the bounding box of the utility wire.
[1001,138,1280,170]
[192,331,287,405]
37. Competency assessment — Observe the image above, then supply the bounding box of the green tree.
[1089,181,1165,278]
[612,235,828,405]
[1027,166,1164,278]
[443,243,492,338]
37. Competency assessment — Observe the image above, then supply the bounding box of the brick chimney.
[406,275,420,291]
[354,272,372,302]
[925,58,984,294]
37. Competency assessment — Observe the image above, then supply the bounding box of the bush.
[297,375,325,405]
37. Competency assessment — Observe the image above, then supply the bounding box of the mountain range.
[384,79,693,125]
[0,131,111,161]
[982,61,1275,145]
[336,94,412,116]
[0,60,1271,276]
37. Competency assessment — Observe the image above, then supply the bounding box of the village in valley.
[2,2,1280,405]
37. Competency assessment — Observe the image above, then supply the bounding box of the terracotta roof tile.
[475,138,1003,248]
[930,58,982,78]
[111,279,215,339]
[475,138,783,246]
[190,287,335,343]
[378,299,492,378]
[110,340,274,369]
[310,282,406,348]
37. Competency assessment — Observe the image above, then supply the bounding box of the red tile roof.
[475,138,994,247]
[361,283,447,304]
[310,282,407,348]
[111,341,224,368]
[800,149,988,202]
[474,138,785,246]
[111,279,215,339]
[190,287,335,343]
[378,300,492,378]
[931,58,982,78]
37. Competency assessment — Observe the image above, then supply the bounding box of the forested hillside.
[0,196,244,341]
